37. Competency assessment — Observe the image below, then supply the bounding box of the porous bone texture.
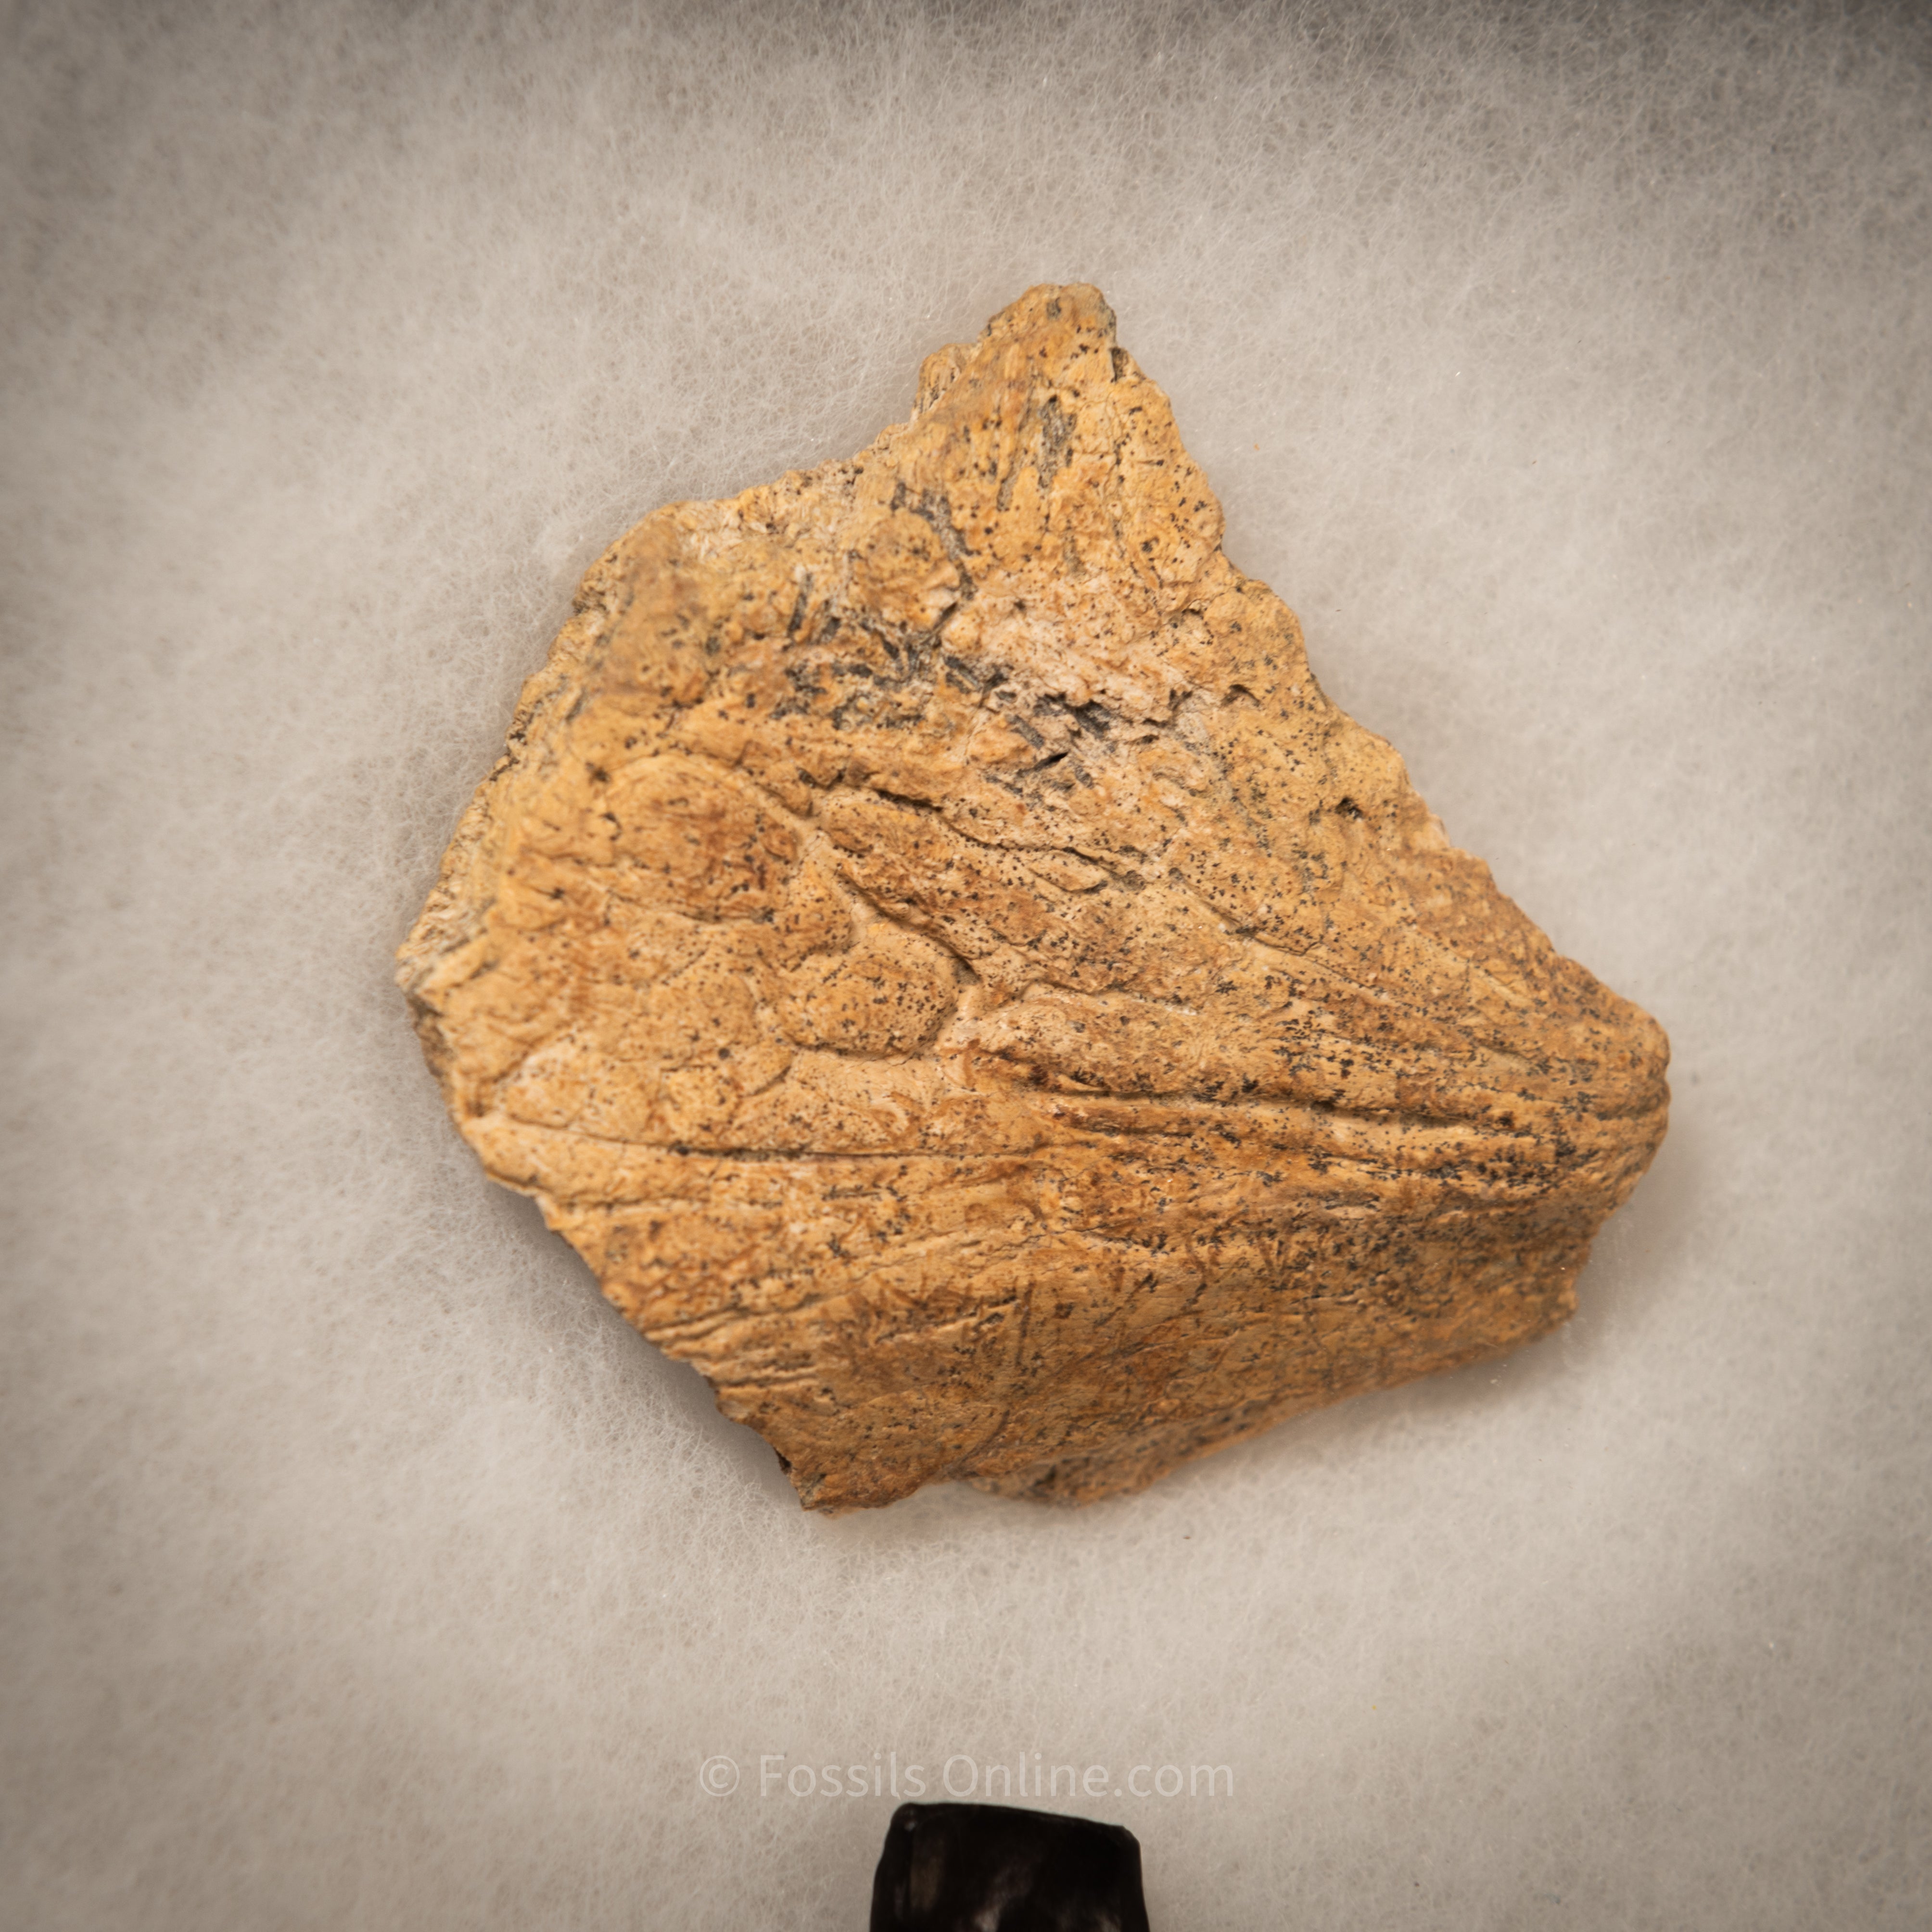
[398,285,1668,1509]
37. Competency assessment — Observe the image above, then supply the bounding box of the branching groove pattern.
[398,285,1668,1510]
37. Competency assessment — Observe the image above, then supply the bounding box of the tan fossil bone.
[398,284,1668,1510]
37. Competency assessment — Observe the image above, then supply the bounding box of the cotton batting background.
[2,2,1927,1927]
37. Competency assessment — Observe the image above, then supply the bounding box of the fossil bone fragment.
[398,284,1668,1510]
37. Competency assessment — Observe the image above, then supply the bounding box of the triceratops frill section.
[398,283,1668,1511]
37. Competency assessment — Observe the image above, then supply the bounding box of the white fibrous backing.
[2,4,1927,1928]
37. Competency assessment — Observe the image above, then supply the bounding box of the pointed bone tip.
[983,281,1118,344]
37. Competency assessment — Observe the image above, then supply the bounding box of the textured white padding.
[3,3,1927,1926]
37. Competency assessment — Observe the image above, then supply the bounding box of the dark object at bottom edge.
[869,1801,1151,1932]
